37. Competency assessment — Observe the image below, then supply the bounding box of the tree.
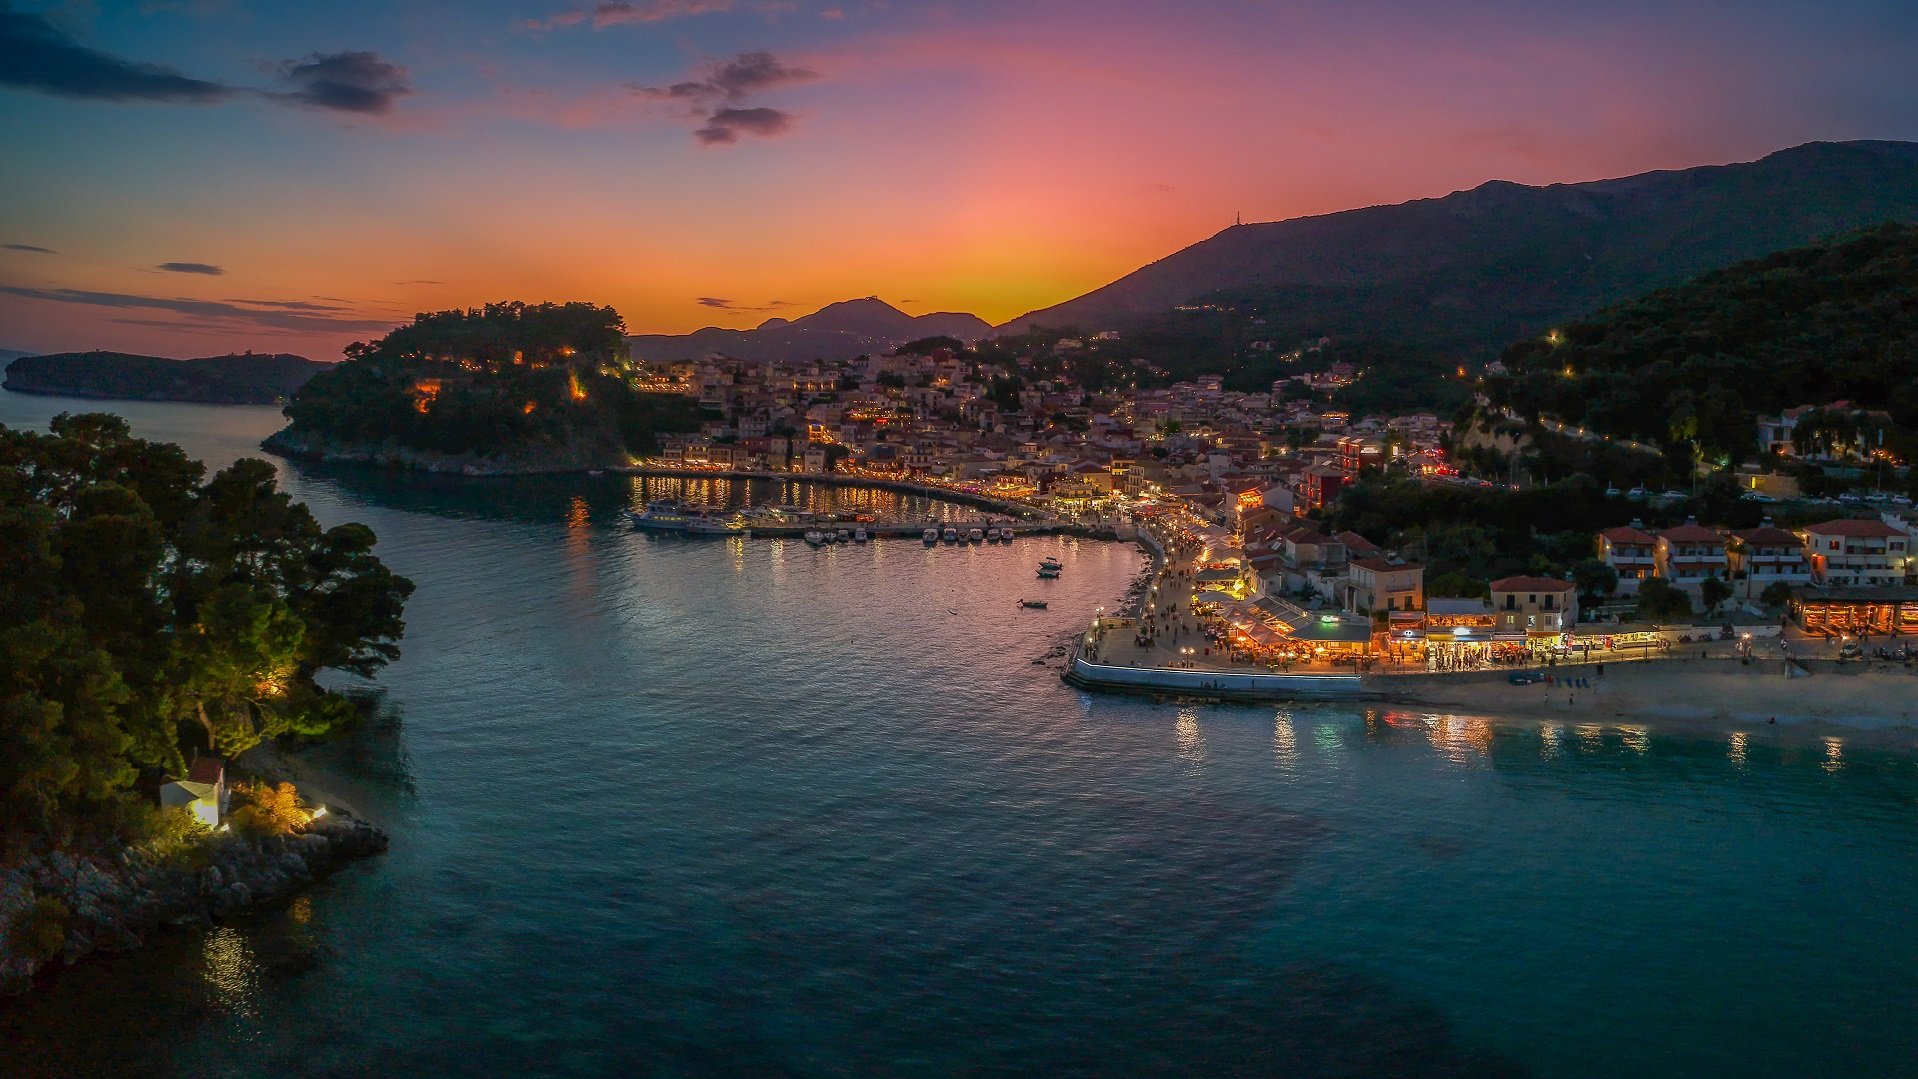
[1699,576,1733,617]
[0,416,413,832]
[1759,581,1795,609]
[1570,559,1620,604]
[1634,576,1694,622]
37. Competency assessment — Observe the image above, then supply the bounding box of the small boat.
[836,528,851,543]
[853,527,869,543]
[1037,567,1061,579]
[804,530,825,546]
[586,469,605,477]
[1019,599,1048,609]
[943,526,959,543]
[923,527,939,544]
[968,527,985,543]
[1039,556,1063,571]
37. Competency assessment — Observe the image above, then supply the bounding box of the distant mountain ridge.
[999,141,1918,352]
[628,297,991,364]
[4,350,327,405]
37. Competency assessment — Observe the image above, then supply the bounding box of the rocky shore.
[261,425,624,475]
[0,810,387,997]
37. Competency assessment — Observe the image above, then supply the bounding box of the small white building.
[159,758,229,829]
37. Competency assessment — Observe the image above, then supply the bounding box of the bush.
[10,897,70,962]
[229,781,307,837]
[137,805,214,865]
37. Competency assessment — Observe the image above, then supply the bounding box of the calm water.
[4,393,1918,1078]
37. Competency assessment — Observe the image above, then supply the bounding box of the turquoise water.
[3,393,1917,1078]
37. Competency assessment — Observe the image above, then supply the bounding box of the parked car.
[1508,671,1544,685]
[1838,642,1863,660]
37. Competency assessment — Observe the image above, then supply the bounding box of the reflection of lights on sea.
[1271,710,1298,774]
[1823,737,1845,774]
[1574,724,1604,753]
[201,926,261,1019]
[1618,726,1650,755]
[1426,714,1493,765]
[1176,706,1205,774]
[1539,723,1562,761]
[1728,731,1748,769]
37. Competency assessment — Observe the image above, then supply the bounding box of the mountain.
[998,141,1918,377]
[3,350,328,405]
[628,297,992,364]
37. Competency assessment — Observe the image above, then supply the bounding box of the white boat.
[853,527,869,543]
[923,527,939,544]
[836,528,851,543]
[943,526,959,543]
[804,530,825,546]
[628,500,746,534]
[968,527,985,543]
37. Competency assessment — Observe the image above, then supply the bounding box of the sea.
[2,393,1917,1078]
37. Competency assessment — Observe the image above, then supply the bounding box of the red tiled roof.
[1335,531,1382,555]
[1735,526,1801,545]
[1658,523,1721,542]
[1598,526,1657,544]
[187,758,224,785]
[1804,519,1907,538]
[1490,575,1575,592]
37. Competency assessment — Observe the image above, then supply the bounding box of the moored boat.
[628,500,747,534]
[943,526,959,543]
[968,527,985,543]
[923,527,939,544]
[1019,599,1048,609]
[853,527,869,543]
[1039,556,1063,571]
[1037,567,1061,579]
[804,529,825,546]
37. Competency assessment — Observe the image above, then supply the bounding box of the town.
[629,334,1917,682]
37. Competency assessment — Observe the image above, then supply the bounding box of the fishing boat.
[922,527,939,544]
[1019,599,1048,609]
[1039,556,1063,571]
[1037,567,1061,579]
[968,527,985,543]
[943,526,959,543]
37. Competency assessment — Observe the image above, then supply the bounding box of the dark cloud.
[696,296,796,311]
[5,242,57,253]
[530,1,733,31]
[277,51,411,114]
[0,5,234,103]
[156,261,224,275]
[630,50,815,146]
[1,286,398,333]
[695,106,795,144]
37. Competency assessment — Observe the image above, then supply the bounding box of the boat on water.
[804,529,825,546]
[943,526,959,543]
[1039,556,1063,571]
[1037,567,1061,579]
[923,527,939,544]
[836,528,852,543]
[1019,599,1048,609]
[968,527,985,543]
[628,500,747,535]
[853,527,869,543]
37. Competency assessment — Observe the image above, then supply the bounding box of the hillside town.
[635,337,1918,674]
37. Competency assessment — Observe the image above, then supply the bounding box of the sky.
[3,0,1918,360]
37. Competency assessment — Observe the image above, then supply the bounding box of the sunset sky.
[4,0,1918,359]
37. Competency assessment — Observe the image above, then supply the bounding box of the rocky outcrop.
[262,425,623,475]
[0,810,387,996]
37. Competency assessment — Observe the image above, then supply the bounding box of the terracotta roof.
[1804,518,1907,538]
[1336,531,1382,555]
[1658,523,1721,542]
[1490,575,1575,592]
[1598,526,1657,544]
[186,758,224,785]
[1352,557,1421,573]
[1735,526,1801,545]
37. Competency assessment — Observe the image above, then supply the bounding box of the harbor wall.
[1064,654,1365,699]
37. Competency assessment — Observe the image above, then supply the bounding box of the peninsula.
[4,350,327,405]
[263,301,704,474]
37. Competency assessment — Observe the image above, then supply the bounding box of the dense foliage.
[0,415,413,832]
[1486,223,1918,465]
[285,301,702,459]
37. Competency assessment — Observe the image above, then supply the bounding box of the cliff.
[261,423,634,475]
